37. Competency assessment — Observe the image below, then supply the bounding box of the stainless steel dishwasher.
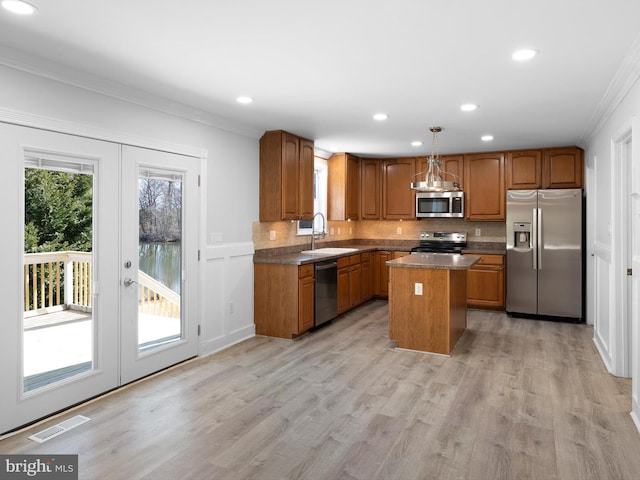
[314,259,338,327]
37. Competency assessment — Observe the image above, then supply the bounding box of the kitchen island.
[387,253,480,355]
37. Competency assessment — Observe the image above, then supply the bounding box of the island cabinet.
[360,158,381,219]
[542,146,584,189]
[417,154,464,188]
[466,254,505,309]
[338,254,361,314]
[254,263,314,339]
[464,152,505,221]
[381,157,416,220]
[259,130,314,222]
[387,254,480,355]
[328,153,361,221]
[506,146,583,190]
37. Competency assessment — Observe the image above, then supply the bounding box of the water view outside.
[137,175,183,351]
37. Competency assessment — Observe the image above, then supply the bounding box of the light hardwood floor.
[2,301,639,479]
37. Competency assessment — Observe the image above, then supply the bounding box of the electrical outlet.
[414,283,423,295]
[269,230,276,241]
[397,227,402,235]
[475,228,481,237]
[229,302,234,314]
[330,227,335,235]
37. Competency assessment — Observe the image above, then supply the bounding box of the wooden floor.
[2,301,639,480]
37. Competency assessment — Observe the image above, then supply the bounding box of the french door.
[0,124,200,434]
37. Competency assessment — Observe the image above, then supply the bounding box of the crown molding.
[0,45,263,141]
[578,32,640,147]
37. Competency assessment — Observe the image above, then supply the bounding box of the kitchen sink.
[300,247,359,255]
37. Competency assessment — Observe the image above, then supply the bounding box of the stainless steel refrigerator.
[506,189,583,321]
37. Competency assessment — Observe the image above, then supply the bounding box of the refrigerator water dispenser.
[513,222,531,248]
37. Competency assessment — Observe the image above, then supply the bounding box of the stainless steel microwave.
[416,191,464,218]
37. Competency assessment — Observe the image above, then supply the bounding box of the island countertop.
[386,253,481,270]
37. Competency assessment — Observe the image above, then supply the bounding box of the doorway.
[0,124,200,434]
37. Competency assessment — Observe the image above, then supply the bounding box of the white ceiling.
[1,0,640,157]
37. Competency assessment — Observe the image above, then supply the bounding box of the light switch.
[269,230,276,241]
[414,283,423,295]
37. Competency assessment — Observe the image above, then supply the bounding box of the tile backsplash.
[253,219,505,251]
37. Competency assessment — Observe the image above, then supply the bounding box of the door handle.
[123,277,137,287]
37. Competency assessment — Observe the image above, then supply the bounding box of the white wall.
[584,72,640,431]
[0,64,258,356]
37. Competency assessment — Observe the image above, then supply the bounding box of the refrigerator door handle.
[537,207,542,270]
[532,208,538,269]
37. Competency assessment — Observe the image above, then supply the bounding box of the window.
[297,156,328,235]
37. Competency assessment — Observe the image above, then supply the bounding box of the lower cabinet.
[254,263,315,339]
[338,254,362,314]
[371,250,410,299]
[360,252,372,302]
[466,254,505,309]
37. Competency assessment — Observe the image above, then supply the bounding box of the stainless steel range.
[410,231,467,254]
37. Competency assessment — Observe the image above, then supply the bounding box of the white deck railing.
[23,251,180,319]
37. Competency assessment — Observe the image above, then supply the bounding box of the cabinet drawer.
[473,254,504,267]
[349,254,361,265]
[360,252,370,263]
[299,263,314,278]
[337,257,350,268]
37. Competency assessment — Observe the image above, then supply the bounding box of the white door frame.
[611,121,633,378]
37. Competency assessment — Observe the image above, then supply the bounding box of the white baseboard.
[593,335,614,374]
[199,324,255,358]
[631,405,640,435]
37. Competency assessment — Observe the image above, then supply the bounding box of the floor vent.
[28,415,90,443]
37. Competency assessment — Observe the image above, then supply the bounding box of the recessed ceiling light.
[236,96,253,104]
[373,113,389,121]
[481,135,494,142]
[512,49,538,61]
[460,104,478,112]
[411,141,423,147]
[1,0,37,15]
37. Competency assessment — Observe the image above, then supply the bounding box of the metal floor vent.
[28,415,91,443]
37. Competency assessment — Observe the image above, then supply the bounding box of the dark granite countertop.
[387,253,481,270]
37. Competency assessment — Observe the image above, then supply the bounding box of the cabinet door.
[298,274,315,332]
[360,158,381,219]
[372,251,391,297]
[464,152,505,220]
[346,154,361,219]
[298,138,315,220]
[349,263,361,308]
[281,132,300,220]
[506,150,542,189]
[361,255,372,302]
[418,155,464,188]
[382,158,416,220]
[467,267,505,309]
[337,263,350,314]
[542,147,583,189]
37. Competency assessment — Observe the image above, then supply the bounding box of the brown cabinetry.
[542,146,583,189]
[417,154,464,188]
[467,254,505,309]
[372,251,391,298]
[382,158,416,220]
[328,153,360,220]
[338,254,362,314]
[360,252,372,302]
[464,152,505,221]
[254,263,315,339]
[259,130,314,221]
[360,158,381,219]
[506,150,542,189]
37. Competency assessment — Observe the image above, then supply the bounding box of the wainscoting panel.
[593,242,613,373]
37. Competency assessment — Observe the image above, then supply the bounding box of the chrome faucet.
[311,212,326,250]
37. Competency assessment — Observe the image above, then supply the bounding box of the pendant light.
[410,126,460,192]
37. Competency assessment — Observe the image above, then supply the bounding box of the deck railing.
[24,252,180,319]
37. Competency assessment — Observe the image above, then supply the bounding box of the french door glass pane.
[137,173,183,352]
[23,167,94,392]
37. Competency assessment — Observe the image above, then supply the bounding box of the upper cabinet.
[542,146,584,189]
[259,130,314,222]
[382,157,416,220]
[506,146,583,190]
[506,150,542,190]
[417,154,465,189]
[328,153,360,221]
[360,158,381,220]
[464,152,505,221]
